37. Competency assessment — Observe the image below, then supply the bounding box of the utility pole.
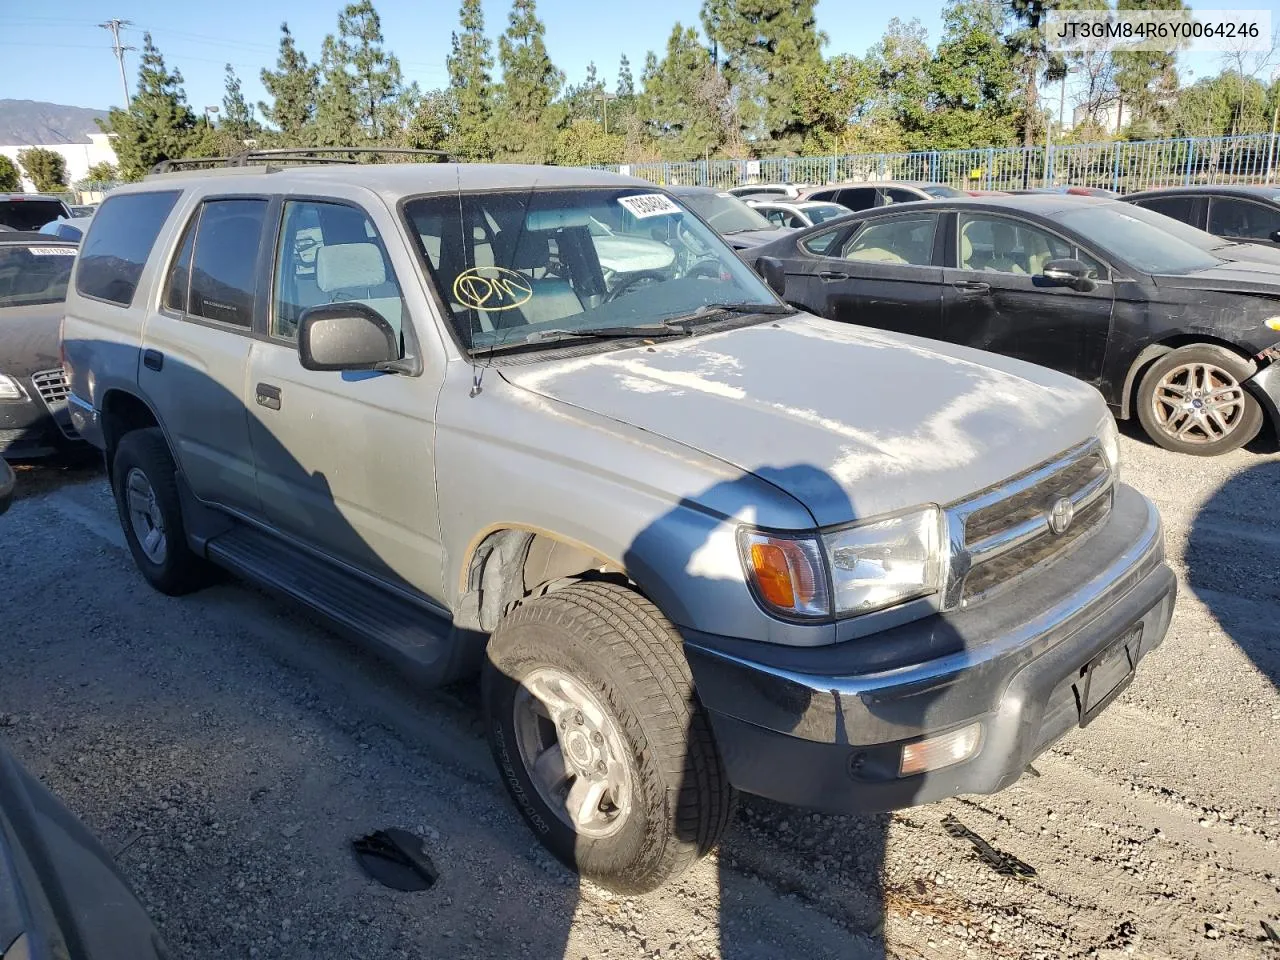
[98,19,134,108]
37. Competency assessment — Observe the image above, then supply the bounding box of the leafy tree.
[1113,0,1185,136]
[259,24,318,144]
[493,0,565,162]
[446,0,494,160]
[403,88,455,151]
[315,32,361,146]
[1173,71,1269,137]
[641,24,728,161]
[701,0,826,149]
[617,53,634,97]
[0,156,20,191]
[926,0,1019,148]
[868,18,932,148]
[98,34,197,180]
[1005,0,1069,146]
[555,116,625,164]
[221,64,260,144]
[18,148,68,192]
[84,161,119,183]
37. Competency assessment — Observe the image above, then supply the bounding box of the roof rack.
[150,146,455,175]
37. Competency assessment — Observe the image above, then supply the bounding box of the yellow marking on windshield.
[453,266,534,311]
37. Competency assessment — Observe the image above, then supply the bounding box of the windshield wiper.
[663,301,796,325]
[473,323,689,355]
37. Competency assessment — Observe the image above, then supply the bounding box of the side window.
[883,188,922,205]
[800,227,847,256]
[763,208,786,227]
[272,200,405,345]
[1208,198,1280,240]
[836,188,878,211]
[75,190,180,306]
[785,212,807,228]
[163,213,197,312]
[958,214,1072,275]
[1135,195,1196,225]
[185,199,267,328]
[842,214,938,266]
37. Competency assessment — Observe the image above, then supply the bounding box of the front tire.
[1135,345,1263,456]
[482,581,734,894]
[110,428,212,595]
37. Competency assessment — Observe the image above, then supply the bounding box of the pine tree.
[403,88,455,151]
[447,0,494,160]
[17,148,67,191]
[338,0,405,141]
[315,33,361,146]
[221,64,259,144]
[98,34,197,180]
[259,23,318,144]
[1113,0,1186,136]
[564,62,606,121]
[641,24,726,161]
[700,0,826,148]
[617,53,634,97]
[494,0,565,162]
[1005,0,1069,147]
[0,156,20,191]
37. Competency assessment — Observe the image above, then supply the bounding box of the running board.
[205,525,472,685]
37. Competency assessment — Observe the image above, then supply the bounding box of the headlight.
[0,375,26,401]
[738,529,830,618]
[1096,413,1121,476]
[1264,316,1280,331]
[823,507,942,615]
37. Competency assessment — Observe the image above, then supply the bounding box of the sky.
[1,0,1275,129]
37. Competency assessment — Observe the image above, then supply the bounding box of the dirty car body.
[62,163,1174,889]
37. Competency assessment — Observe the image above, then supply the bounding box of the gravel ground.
[1,432,1277,960]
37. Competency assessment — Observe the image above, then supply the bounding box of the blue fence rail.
[603,134,1280,194]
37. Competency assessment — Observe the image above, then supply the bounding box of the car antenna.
[458,165,488,398]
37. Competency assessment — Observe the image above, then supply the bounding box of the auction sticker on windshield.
[28,247,76,256]
[618,194,682,219]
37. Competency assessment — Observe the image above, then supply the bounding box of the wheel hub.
[124,467,167,564]
[1151,361,1244,444]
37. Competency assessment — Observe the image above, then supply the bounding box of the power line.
[98,18,135,108]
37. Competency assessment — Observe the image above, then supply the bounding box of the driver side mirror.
[298,303,399,372]
[755,256,787,297]
[1042,258,1096,292]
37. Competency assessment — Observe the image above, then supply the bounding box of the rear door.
[1206,196,1280,246]
[939,212,1115,384]
[1129,194,1205,231]
[832,187,880,212]
[786,211,944,339]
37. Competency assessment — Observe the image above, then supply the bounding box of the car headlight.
[0,374,26,401]
[1097,413,1121,477]
[739,506,944,619]
[1264,316,1280,331]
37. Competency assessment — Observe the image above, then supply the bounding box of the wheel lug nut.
[574,711,584,725]
[596,760,607,775]
[591,731,603,745]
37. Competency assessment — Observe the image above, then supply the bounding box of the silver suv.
[61,161,1175,893]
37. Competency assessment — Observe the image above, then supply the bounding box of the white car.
[726,183,809,200]
[745,199,853,229]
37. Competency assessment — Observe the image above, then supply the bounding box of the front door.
[245,198,447,602]
[789,211,944,340]
[940,212,1115,384]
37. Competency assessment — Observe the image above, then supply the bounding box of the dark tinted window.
[0,242,76,307]
[1134,195,1197,225]
[163,213,198,312]
[188,199,266,327]
[1207,197,1280,240]
[0,199,69,231]
[835,188,879,211]
[883,188,924,204]
[76,191,180,306]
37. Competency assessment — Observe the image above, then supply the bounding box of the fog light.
[899,722,983,777]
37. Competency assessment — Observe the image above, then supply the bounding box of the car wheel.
[482,581,734,894]
[110,428,212,595]
[1136,345,1263,456]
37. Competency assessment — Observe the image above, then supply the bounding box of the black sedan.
[0,232,83,459]
[665,185,795,250]
[1122,185,1280,265]
[751,195,1280,456]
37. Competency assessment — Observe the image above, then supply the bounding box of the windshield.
[0,242,75,307]
[805,203,852,224]
[921,185,966,199]
[1053,204,1222,274]
[404,187,780,352]
[675,191,774,234]
[1117,200,1240,252]
[0,200,69,232]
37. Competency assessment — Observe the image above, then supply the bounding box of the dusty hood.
[724,227,795,249]
[1154,260,1280,298]
[502,314,1106,526]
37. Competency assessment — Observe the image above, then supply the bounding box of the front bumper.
[0,372,82,460]
[685,484,1175,814]
[1245,361,1280,432]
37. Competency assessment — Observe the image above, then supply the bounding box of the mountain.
[0,100,109,146]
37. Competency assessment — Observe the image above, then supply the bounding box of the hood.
[1210,241,1280,268]
[1155,260,1280,298]
[501,314,1106,527]
[0,302,65,375]
[724,227,796,249]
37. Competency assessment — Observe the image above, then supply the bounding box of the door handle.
[818,270,849,281]
[952,280,991,294]
[143,349,164,371]
[255,382,281,411]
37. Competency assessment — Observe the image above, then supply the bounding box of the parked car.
[0,232,82,459]
[38,216,93,242]
[751,194,1280,455]
[0,194,72,232]
[665,184,795,248]
[1122,184,1280,248]
[69,203,99,218]
[726,183,808,200]
[0,740,166,958]
[1010,186,1118,198]
[744,198,852,228]
[64,160,1173,894]
[800,181,966,211]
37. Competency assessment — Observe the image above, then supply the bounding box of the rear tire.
[110,428,212,595]
[1135,345,1263,456]
[482,581,734,894]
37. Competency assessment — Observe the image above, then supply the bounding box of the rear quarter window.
[75,191,181,306]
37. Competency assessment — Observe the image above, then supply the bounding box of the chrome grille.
[30,368,78,439]
[945,441,1114,608]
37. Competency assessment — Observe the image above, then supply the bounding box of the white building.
[0,133,119,193]
[1070,102,1124,135]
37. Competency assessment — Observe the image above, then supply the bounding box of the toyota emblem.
[1047,497,1074,535]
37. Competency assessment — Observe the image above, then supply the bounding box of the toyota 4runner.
[61,160,1175,893]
